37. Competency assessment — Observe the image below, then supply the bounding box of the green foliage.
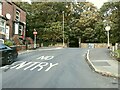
[4,40,13,47]
[117,50,120,58]
[115,49,120,58]
[42,21,63,42]
[15,2,120,43]
[73,2,99,42]
[100,1,120,43]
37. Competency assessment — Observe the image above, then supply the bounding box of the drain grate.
[92,61,111,66]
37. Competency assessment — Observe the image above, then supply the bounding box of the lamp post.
[105,26,111,49]
[62,11,65,47]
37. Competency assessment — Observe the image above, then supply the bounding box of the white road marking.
[8,56,58,72]
[36,56,54,61]
[10,61,32,69]
[44,56,54,60]
[24,62,40,70]
[45,63,58,71]
[0,65,8,69]
[30,62,48,71]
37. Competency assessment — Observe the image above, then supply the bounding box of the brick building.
[0,0,26,44]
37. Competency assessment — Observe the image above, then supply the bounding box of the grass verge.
[114,49,120,61]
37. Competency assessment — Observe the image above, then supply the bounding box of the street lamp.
[105,26,111,49]
[62,11,65,47]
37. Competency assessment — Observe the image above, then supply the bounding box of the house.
[0,0,26,44]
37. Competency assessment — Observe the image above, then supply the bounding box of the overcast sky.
[86,0,109,9]
[22,0,120,7]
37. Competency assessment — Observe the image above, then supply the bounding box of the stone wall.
[80,43,111,48]
[81,43,88,48]
[41,43,110,48]
[94,43,109,48]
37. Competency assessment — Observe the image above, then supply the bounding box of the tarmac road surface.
[0,48,118,88]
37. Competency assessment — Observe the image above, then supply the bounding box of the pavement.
[18,47,63,55]
[86,48,120,78]
[18,49,35,55]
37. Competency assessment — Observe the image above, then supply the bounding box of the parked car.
[0,43,18,66]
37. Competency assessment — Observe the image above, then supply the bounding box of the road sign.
[33,31,37,35]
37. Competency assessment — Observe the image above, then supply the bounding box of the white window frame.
[16,10,20,21]
[14,23,19,34]
[0,2,2,15]
[0,19,6,34]
[19,25,23,36]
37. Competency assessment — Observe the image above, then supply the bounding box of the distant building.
[0,0,26,44]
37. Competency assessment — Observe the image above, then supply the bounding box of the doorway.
[6,25,10,39]
[69,36,79,47]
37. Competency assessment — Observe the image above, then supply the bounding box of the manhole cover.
[92,61,110,66]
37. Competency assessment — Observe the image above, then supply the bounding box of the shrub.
[116,50,120,58]
[4,40,13,47]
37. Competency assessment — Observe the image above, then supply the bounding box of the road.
[0,48,118,88]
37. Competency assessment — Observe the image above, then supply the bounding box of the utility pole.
[105,26,111,49]
[62,11,65,47]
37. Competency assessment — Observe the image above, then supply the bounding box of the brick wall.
[2,0,26,40]
[2,1,14,38]
[13,3,26,22]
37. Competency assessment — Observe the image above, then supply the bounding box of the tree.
[100,2,120,44]
[16,2,101,43]
[42,21,62,42]
[70,2,100,42]
[15,2,64,41]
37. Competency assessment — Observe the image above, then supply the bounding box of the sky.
[86,0,109,9]
[25,0,107,8]
[21,0,120,7]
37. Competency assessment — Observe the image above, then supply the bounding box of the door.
[6,25,10,40]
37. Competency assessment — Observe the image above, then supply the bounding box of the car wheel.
[6,54,13,64]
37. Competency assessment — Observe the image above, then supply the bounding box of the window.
[0,3,2,15]
[16,10,20,21]
[0,19,6,33]
[14,23,19,34]
[19,25,23,36]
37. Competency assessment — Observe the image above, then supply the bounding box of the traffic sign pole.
[33,29,37,49]
[34,34,36,49]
